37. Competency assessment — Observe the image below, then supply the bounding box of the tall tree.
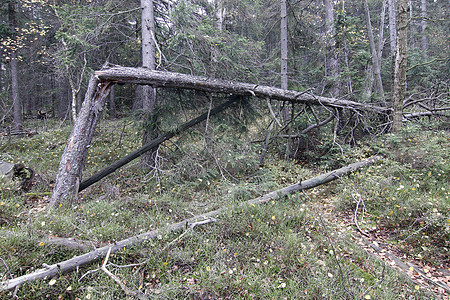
[392,0,408,132]
[363,0,385,99]
[388,0,397,56]
[140,0,158,169]
[280,0,291,157]
[420,0,428,52]
[324,0,339,97]
[280,0,288,91]
[8,0,21,132]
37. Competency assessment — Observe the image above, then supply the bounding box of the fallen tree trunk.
[52,65,390,205]
[78,96,239,192]
[96,66,391,114]
[1,156,380,291]
[404,111,449,119]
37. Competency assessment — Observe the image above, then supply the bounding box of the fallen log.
[96,66,391,113]
[1,156,380,291]
[78,96,240,192]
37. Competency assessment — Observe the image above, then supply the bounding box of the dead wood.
[404,111,449,119]
[1,156,380,291]
[95,66,391,113]
[44,237,93,252]
[78,96,239,192]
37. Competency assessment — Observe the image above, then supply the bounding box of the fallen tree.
[51,65,390,205]
[78,96,240,192]
[2,156,380,291]
[96,66,391,113]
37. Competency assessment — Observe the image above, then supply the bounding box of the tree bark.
[391,0,408,132]
[3,156,380,291]
[140,0,158,169]
[50,76,113,206]
[363,0,385,99]
[95,66,391,113]
[9,1,22,132]
[324,0,340,97]
[388,0,397,57]
[420,0,428,52]
[280,0,288,92]
[78,97,239,192]
[280,0,291,157]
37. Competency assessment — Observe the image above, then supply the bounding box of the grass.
[1,118,447,299]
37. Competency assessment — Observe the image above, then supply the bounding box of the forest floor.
[0,118,449,299]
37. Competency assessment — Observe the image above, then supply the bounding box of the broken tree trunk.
[2,156,380,291]
[96,66,391,114]
[52,66,391,206]
[78,96,240,192]
[50,76,113,207]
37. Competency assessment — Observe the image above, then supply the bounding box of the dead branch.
[101,247,148,300]
[1,156,380,291]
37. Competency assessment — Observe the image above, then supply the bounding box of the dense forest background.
[0,0,448,135]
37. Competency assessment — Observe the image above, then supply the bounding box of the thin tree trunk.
[324,0,339,97]
[280,0,291,157]
[8,1,22,132]
[392,0,408,132]
[420,0,428,52]
[215,0,225,32]
[388,0,397,56]
[10,54,21,132]
[109,85,116,119]
[140,0,158,169]
[280,0,288,91]
[363,0,385,99]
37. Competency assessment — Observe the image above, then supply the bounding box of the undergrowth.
[0,119,445,299]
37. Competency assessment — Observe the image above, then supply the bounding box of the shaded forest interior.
[0,0,449,299]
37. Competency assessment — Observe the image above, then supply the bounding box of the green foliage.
[1,118,443,299]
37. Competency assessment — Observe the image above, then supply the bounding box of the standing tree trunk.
[50,77,112,206]
[280,0,288,92]
[363,0,385,99]
[420,0,428,52]
[9,1,22,132]
[215,0,225,32]
[324,0,339,97]
[280,0,291,158]
[388,0,397,57]
[140,0,158,169]
[391,0,408,132]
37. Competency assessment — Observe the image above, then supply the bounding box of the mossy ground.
[0,118,447,299]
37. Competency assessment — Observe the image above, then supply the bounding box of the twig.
[101,247,148,300]
[353,195,369,237]
[267,99,282,127]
